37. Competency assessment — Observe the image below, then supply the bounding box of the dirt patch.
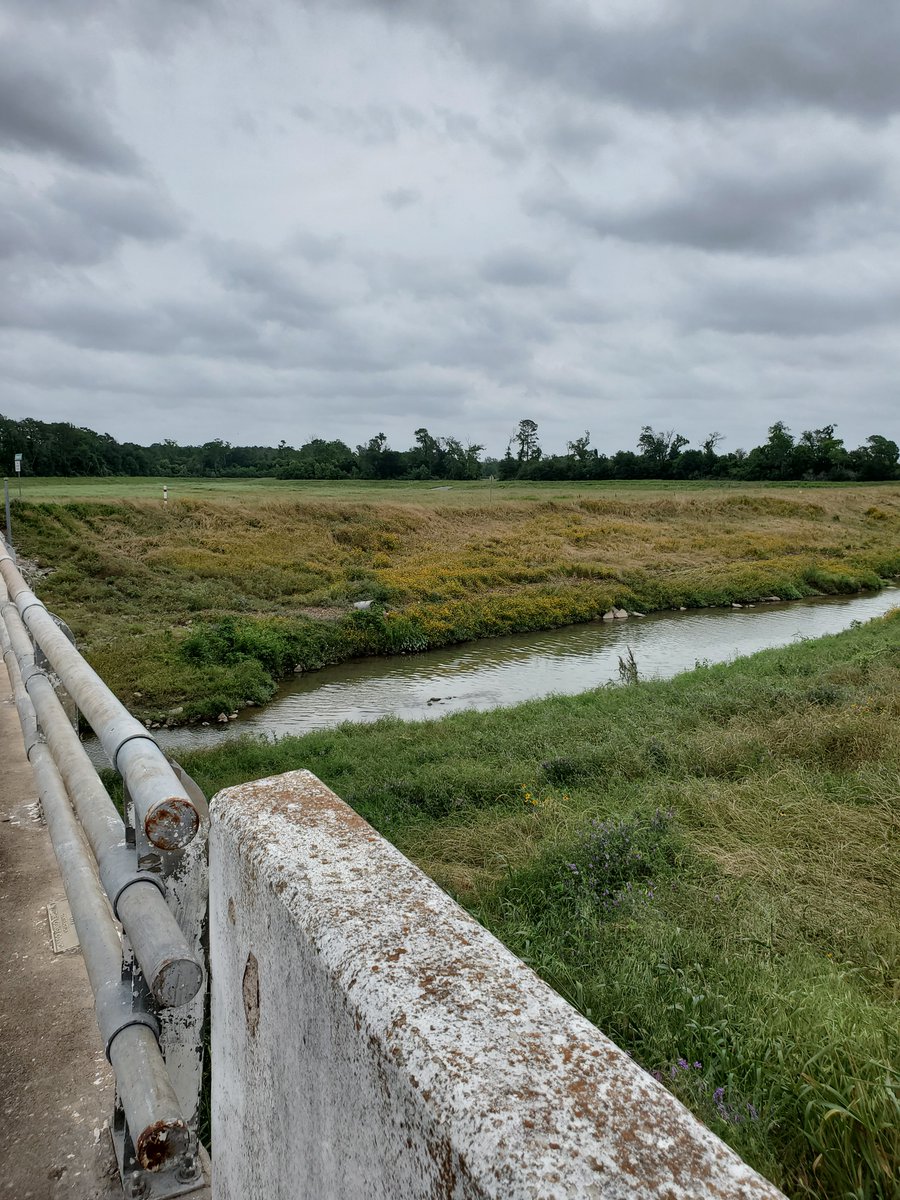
[299,605,345,621]
[13,554,56,581]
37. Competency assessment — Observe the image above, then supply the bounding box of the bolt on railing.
[0,539,209,1198]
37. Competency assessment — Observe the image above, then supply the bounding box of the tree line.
[495,420,899,482]
[0,412,897,482]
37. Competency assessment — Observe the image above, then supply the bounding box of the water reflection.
[106,588,896,760]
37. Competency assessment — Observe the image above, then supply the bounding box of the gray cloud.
[0,0,244,51]
[383,186,421,210]
[209,240,334,327]
[0,33,139,172]
[432,106,526,164]
[480,247,571,287]
[294,97,526,164]
[348,0,900,121]
[539,112,612,163]
[293,101,403,145]
[0,292,264,359]
[0,173,183,266]
[2,0,899,456]
[528,155,888,254]
[286,230,344,265]
[49,176,185,242]
[688,277,900,337]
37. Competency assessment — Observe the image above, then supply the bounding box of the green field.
[171,611,900,1198]
[11,473,900,505]
[8,479,900,722]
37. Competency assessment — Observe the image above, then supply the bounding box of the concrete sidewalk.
[0,672,119,1199]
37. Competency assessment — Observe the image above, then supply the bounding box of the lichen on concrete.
[210,768,786,1200]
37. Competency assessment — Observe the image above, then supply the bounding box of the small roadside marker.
[47,900,80,953]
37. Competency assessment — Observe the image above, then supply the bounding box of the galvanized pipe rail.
[0,538,208,1198]
[0,633,192,1171]
[0,593,202,1006]
[0,547,199,851]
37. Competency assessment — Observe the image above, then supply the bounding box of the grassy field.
[8,480,900,722]
[13,479,896,1191]
[14,474,899,504]
[171,613,900,1198]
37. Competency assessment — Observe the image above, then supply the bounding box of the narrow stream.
[96,587,897,762]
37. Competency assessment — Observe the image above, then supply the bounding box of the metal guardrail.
[0,537,209,1199]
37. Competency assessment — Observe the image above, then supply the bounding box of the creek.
[97,587,898,761]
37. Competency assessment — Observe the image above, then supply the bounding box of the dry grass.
[11,483,900,718]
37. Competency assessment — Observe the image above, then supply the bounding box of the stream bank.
[94,585,899,761]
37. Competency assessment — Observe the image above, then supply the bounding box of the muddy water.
[100,587,897,762]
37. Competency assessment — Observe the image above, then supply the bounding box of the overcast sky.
[1,0,898,457]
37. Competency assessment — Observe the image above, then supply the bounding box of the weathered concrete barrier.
[210,770,785,1200]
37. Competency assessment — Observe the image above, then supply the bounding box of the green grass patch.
[178,612,900,1198]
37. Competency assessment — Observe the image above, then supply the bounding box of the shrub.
[560,808,680,916]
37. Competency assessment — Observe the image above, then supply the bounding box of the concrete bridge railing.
[211,768,785,1200]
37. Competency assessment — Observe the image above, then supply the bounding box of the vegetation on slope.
[177,614,900,1199]
[12,483,900,721]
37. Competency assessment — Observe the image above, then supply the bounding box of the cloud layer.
[1,0,898,454]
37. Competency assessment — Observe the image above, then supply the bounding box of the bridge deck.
[0,672,119,1199]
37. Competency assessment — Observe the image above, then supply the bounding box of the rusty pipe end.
[151,956,204,1009]
[135,1118,191,1172]
[144,796,200,850]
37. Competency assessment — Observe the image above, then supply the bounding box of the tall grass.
[11,483,900,719]
[173,612,900,1198]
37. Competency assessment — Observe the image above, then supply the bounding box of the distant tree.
[279,438,357,479]
[637,426,689,476]
[497,444,519,480]
[743,421,795,480]
[356,433,405,479]
[440,436,483,480]
[567,430,592,464]
[411,427,442,476]
[2,410,895,485]
[673,448,706,478]
[850,434,900,480]
[789,425,848,479]
[200,439,230,474]
[356,433,387,478]
[611,449,640,478]
[513,419,541,464]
